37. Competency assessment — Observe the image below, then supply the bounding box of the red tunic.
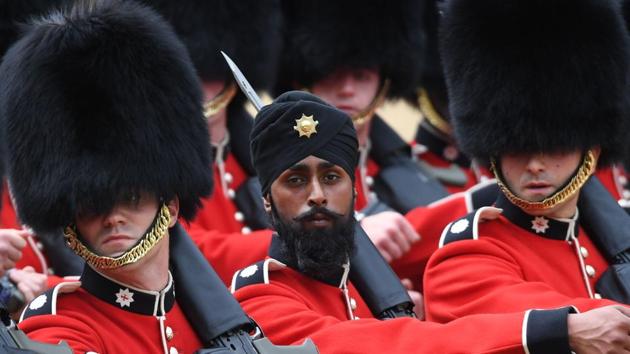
[192,228,272,286]
[233,258,574,353]
[391,180,497,291]
[188,153,252,234]
[393,171,627,292]
[0,182,19,229]
[19,267,202,354]
[184,153,273,286]
[424,194,619,325]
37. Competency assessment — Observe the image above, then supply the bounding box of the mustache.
[292,206,345,222]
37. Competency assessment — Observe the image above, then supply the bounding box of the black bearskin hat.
[0,1,68,59]
[143,0,282,93]
[420,0,446,99]
[0,1,69,183]
[441,0,630,165]
[0,0,213,233]
[276,0,425,99]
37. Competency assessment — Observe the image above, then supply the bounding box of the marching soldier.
[392,0,630,292]
[0,1,222,351]
[411,0,629,199]
[423,1,630,352]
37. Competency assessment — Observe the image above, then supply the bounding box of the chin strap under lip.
[64,203,172,269]
[491,150,597,211]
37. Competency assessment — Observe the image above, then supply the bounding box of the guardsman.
[231,91,630,354]
[391,0,630,293]
[1,1,215,352]
[424,1,630,352]
[411,0,630,198]
[140,0,281,285]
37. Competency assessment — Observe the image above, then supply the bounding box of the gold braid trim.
[491,150,596,211]
[418,88,452,136]
[64,204,172,269]
[203,82,237,119]
[351,79,391,127]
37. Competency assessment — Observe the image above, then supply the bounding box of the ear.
[263,194,271,213]
[166,197,180,228]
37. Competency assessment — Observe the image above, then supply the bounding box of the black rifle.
[0,321,72,354]
[578,177,630,303]
[169,224,318,354]
[349,225,416,319]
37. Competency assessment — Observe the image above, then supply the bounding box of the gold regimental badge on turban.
[294,114,319,138]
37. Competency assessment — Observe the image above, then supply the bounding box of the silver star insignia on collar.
[531,216,550,234]
[115,288,135,308]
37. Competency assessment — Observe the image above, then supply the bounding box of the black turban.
[251,91,358,195]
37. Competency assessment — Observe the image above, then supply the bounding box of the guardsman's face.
[499,150,584,202]
[267,156,354,231]
[311,68,380,119]
[75,192,177,257]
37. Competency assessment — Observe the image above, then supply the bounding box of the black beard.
[270,200,356,284]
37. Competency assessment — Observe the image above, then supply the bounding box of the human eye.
[121,192,141,207]
[286,174,306,186]
[323,172,341,183]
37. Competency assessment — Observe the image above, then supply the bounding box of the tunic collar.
[496,193,579,241]
[81,265,176,316]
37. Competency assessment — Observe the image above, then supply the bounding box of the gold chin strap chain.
[491,150,597,211]
[417,88,452,136]
[203,82,238,120]
[64,204,172,269]
[351,79,391,127]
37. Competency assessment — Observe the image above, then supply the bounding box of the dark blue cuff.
[525,307,576,354]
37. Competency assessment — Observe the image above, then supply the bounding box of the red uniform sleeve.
[424,238,618,324]
[191,228,272,286]
[391,196,470,291]
[19,313,106,353]
[45,275,66,288]
[236,281,534,354]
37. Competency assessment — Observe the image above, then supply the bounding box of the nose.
[103,207,126,228]
[525,154,546,174]
[307,179,327,207]
[338,75,357,97]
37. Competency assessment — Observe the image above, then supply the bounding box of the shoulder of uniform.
[439,206,503,248]
[464,179,499,212]
[230,259,287,293]
[20,281,81,322]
